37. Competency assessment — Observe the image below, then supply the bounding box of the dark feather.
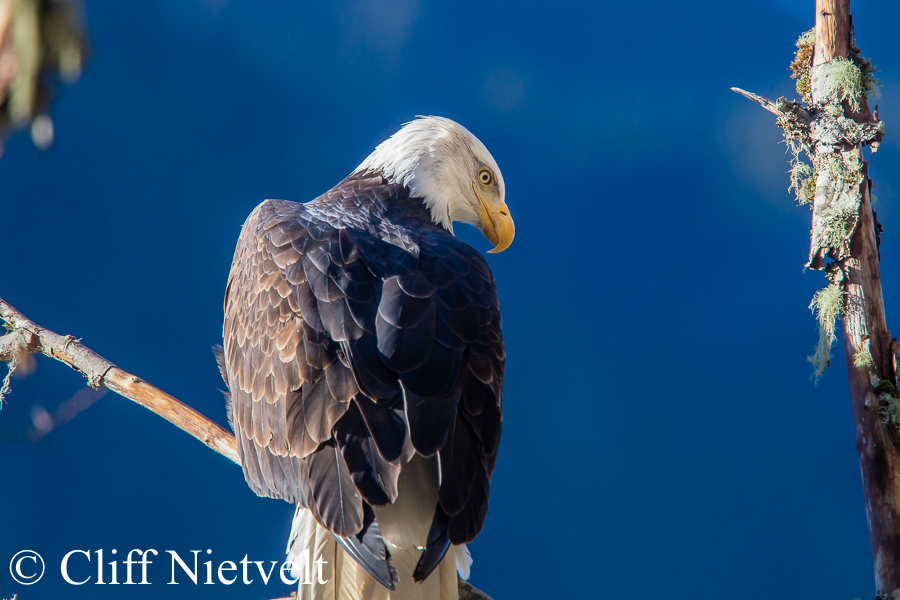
[295,281,326,332]
[318,298,365,342]
[438,413,479,516]
[448,459,490,544]
[378,277,434,328]
[333,401,400,506]
[397,271,438,298]
[325,359,360,403]
[335,505,398,590]
[338,228,361,265]
[459,364,492,416]
[400,340,462,397]
[412,504,451,583]
[375,305,436,372]
[306,439,364,537]
[462,403,502,458]
[343,336,399,399]
[405,387,459,457]
[355,393,407,463]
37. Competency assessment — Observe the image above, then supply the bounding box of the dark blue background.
[2,0,899,598]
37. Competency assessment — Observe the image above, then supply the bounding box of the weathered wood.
[815,0,850,65]
[730,87,782,117]
[811,2,900,591]
[733,0,899,593]
[0,296,240,464]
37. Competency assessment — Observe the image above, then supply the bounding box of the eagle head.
[354,116,515,253]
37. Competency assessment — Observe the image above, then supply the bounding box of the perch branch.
[1,295,494,597]
[0,295,239,463]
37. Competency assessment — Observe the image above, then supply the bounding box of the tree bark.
[814,0,850,65]
[734,0,900,593]
[812,1,900,592]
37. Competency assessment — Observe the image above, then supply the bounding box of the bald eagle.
[219,116,513,600]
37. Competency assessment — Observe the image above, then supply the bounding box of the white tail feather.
[454,545,472,580]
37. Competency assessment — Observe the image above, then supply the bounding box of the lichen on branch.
[808,277,844,382]
[790,27,816,104]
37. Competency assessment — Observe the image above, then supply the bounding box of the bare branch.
[730,87,783,116]
[0,296,239,463]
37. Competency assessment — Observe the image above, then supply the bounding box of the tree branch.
[729,87,783,116]
[0,295,240,462]
[1,295,495,598]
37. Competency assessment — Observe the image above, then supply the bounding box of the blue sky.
[2,1,900,598]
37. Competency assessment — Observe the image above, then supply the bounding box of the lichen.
[788,160,815,205]
[853,341,874,369]
[884,398,900,430]
[808,280,844,382]
[850,37,880,100]
[879,380,900,429]
[798,176,816,205]
[0,350,17,407]
[778,102,815,207]
[823,57,867,113]
[809,153,864,255]
[778,29,885,381]
[790,28,816,103]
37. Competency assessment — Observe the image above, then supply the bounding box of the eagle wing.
[222,175,504,582]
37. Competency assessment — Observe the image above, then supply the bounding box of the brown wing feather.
[224,202,319,503]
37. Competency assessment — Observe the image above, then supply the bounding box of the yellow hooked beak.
[473,183,515,253]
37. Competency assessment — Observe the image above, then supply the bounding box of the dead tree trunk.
[814,2,900,591]
[734,0,900,593]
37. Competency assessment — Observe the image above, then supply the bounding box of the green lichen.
[850,38,880,100]
[811,153,864,251]
[884,399,900,430]
[878,380,900,429]
[790,28,816,103]
[808,280,844,382]
[789,28,879,111]
[788,160,816,206]
[798,176,816,205]
[824,57,867,113]
[779,107,814,207]
[853,342,874,369]
[877,379,900,398]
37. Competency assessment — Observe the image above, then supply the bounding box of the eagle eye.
[478,169,493,186]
